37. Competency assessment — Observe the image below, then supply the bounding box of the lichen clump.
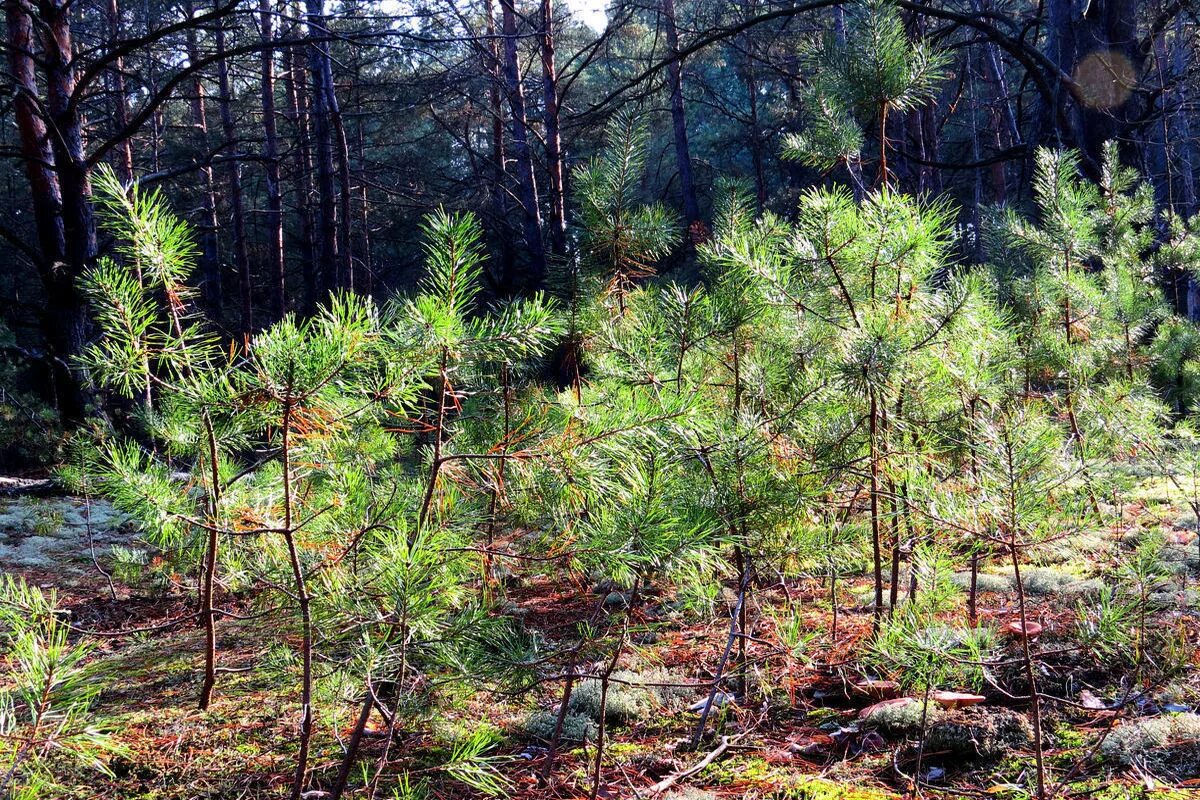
[1099,712,1200,779]
[568,668,684,724]
[522,709,597,744]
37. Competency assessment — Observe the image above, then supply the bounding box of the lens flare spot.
[1073,50,1136,109]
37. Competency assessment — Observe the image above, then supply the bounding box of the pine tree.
[0,577,122,796]
[784,0,948,187]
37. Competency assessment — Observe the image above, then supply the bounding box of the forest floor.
[2,469,1199,799]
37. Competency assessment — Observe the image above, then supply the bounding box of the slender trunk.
[744,60,766,213]
[878,102,890,188]
[261,0,285,319]
[1011,551,1046,800]
[483,364,511,603]
[305,0,340,299]
[969,54,985,260]
[283,27,317,313]
[159,274,222,711]
[1171,17,1199,317]
[213,4,253,330]
[483,0,515,283]
[328,687,373,800]
[197,420,221,709]
[589,632,624,800]
[281,390,314,800]
[869,390,884,622]
[418,352,450,533]
[105,0,134,184]
[662,0,700,225]
[968,553,979,625]
[355,101,372,296]
[183,3,223,321]
[500,0,546,291]
[539,650,578,783]
[330,99,354,291]
[540,0,566,254]
[887,482,900,610]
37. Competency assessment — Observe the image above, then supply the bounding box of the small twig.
[638,735,735,796]
[688,570,750,750]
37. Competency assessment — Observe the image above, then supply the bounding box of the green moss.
[707,755,778,786]
[774,776,896,800]
[1068,779,1197,800]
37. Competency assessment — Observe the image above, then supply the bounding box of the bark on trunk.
[662,0,700,226]
[283,18,317,313]
[305,0,340,300]
[483,0,515,283]
[261,0,285,319]
[213,3,254,330]
[541,0,567,255]
[37,0,96,418]
[105,0,134,184]
[183,1,223,320]
[500,0,546,291]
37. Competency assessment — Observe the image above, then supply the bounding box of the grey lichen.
[1099,712,1200,778]
[522,709,597,744]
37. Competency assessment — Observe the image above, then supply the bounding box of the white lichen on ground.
[0,494,135,577]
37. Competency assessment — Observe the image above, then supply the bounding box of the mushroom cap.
[858,696,919,719]
[1004,620,1043,638]
[930,690,986,708]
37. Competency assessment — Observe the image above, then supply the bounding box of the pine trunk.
[500,0,546,291]
[213,4,254,330]
[183,2,223,321]
[305,0,340,300]
[662,0,700,226]
[261,0,285,319]
[541,0,567,255]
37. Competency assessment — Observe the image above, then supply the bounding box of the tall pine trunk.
[213,4,254,330]
[40,0,95,419]
[261,0,285,319]
[283,19,318,312]
[105,0,134,184]
[483,0,515,282]
[305,0,340,300]
[662,0,700,226]
[500,0,546,291]
[541,0,567,255]
[183,2,223,321]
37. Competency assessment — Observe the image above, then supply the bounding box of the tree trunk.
[105,0,134,184]
[213,3,254,330]
[305,0,340,300]
[483,0,515,284]
[183,1,223,321]
[330,96,354,292]
[39,0,95,419]
[500,0,546,291]
[6,0,64,270]
[541,0,567,255]
[355,112,373,298]
[662,0,700,226]
[261,0,285,319]
[283,16,317,313]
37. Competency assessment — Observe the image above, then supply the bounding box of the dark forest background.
[0,0,1196,445]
